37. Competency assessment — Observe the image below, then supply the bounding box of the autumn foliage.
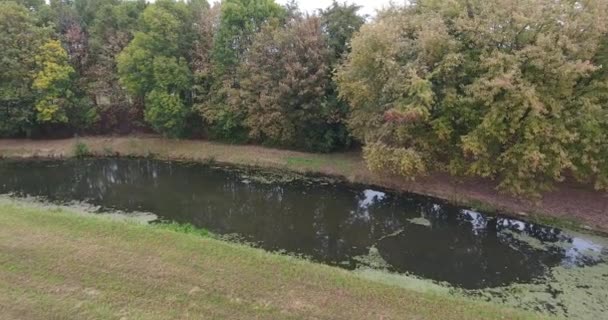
[2,0,608,196]
[337,0,608,196]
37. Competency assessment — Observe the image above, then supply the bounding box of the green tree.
[9,0,44,10]
[73,0,116,27]
[0,1,47,136]
[337,0,608,196]
[117,0,194,137]
[211,0,284,76]
[145,90,189,138]
[316,1,367,150]
[143,56,192,137]
[319,1,365,62]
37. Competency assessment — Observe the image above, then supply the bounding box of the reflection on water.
[0,158,605,289]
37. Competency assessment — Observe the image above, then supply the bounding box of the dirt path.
[1,136,607,232]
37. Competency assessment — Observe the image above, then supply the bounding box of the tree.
[199,0,285,141]
[210,0,285,76]
[238,15,342,151]
[32,39,95,128]
[86,0,146,133]
[319,1,366,62]
[63,21,88,74]
[9,0,45,10]
[191,2,219,92]
[46,0,81,34]
[143,56,192,137]
[73,0,113,27]
[0,1,47,137]
[117,0,194,137]
[145,90,189,138]
[35,0,95,134]
[191,2,220,136]
[337,0,608,196]
[316,1,367,150]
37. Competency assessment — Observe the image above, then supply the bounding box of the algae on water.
[353,246,391,270]
[351,223,608,320]
[0,195,157,224]
[356,268,453,294]
[407,216,432,227]
[470,262,608,319]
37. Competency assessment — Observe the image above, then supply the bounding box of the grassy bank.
[0,199,539,319]
[0,136,607,233]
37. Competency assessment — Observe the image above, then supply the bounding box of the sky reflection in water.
[0,158,605,289]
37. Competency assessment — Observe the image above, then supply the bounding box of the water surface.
[0,158,605,290]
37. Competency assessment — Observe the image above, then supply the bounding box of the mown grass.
[0,199,544,320]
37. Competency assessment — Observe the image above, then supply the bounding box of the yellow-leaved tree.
[337,0,608,197]
[33,40,95,128]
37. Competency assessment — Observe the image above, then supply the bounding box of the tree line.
[0,0,364,153]
[1,0,608,196]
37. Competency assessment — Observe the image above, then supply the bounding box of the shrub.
[73,141,91,158]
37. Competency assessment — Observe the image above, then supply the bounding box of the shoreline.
[0,198,537,319]
[1,135,607,233]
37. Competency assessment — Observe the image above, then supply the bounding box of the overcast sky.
[276,0,396,16]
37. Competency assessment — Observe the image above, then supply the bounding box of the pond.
[0,158,606,295]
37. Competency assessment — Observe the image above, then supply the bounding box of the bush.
[73,141,91,158]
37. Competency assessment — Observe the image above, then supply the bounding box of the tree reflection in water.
[0,158,605,289]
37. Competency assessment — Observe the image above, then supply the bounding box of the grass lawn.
[0,200,543,319]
